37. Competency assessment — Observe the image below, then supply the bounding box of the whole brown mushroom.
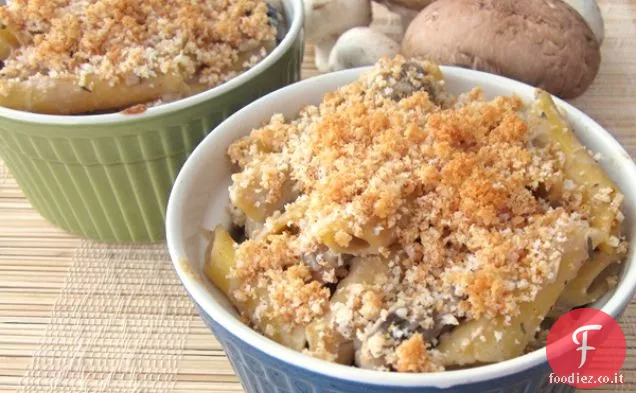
[401,0,601,98]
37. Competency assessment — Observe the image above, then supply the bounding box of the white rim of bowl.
[167,67,636,389]
[0,0,303,125]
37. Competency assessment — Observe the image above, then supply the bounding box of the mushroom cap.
[562,0,604,44]
[401,0,601,98]
[328,27,400,71]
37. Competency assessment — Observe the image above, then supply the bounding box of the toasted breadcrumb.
[224,56,626,372]
[0,0,276,90]
[392,333,443,373]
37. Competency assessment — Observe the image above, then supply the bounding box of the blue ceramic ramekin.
[166,67,636,393]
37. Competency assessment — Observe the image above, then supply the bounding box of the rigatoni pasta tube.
[204,226,306,350]
[0,73,207,115]
[557,250,622,309]
[0,24,20,59]
[306,256,389,364]
[534,91,620,248]
[437,226,589,365]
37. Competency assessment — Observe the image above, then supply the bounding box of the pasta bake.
[0,0,281,114]
[204,56,628,372]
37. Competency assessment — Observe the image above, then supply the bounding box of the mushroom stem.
[314,35,338,73]
[303,0,373,72]
[387,4,421,39]
[378,0,438,40]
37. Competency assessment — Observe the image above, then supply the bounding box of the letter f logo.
[572,324,602,368]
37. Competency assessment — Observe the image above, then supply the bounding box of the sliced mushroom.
[301,245,352,284]
[266,2,286,43]
[366,58,455,107]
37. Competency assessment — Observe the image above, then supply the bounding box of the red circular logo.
[546,308,626,388]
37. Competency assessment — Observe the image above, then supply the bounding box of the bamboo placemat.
[1,1,636,392]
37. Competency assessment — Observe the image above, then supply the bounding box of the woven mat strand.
[16,242,194,393]
[0,160,7,186]
[1,1,636,392]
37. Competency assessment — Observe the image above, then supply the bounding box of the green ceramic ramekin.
[0,0,303,243]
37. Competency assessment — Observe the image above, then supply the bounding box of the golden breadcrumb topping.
[0,0,276,87]
[233,232,331,326]
[393,334,443,373]
[224,56,626,372]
